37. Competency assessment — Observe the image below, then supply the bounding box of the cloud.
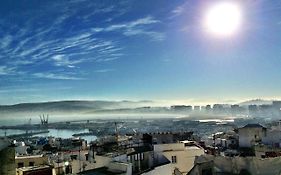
[0,66,16,75]
[33,72,83,80]
[95,16,165,41]
[123,30,165,41]
[169,2,190,19]
[94,69,115,73]
[0,1,165,83]
[0,35,12,49]
[0,88,39,94]
[172,6,184,16]
[51,54,84,67]
[106,16,159,31]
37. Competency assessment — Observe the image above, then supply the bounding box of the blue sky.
[1,0,281,105]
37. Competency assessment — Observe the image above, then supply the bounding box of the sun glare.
[204,2,242,37]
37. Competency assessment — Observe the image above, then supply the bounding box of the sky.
[1,0,281,105]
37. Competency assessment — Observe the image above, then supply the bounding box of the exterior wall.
[128,151,154,173]
[187,161,213,175]
[108,162,132,175]
[16,166,52,175]
[71,155,131,175]
[0,146,16,175]
[15,155,48,168]
[190,155,281,175]
[141,163,172,175]
[263,129,281,147]
[71,154,112,174]
[161,149,204,174]
[239,127,266,147]
[154,143,204,174]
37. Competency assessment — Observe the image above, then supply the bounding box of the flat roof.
[16,154,44,159]
[17,165,51,172]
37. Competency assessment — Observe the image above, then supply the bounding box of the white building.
[188,154,281,175]
[238,124,266,148]
[154,141,205,174]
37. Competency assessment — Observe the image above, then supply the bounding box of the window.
[29,162,35,166]
[140,153,144,160]
[171,156,177,164]
[18,162,24,168]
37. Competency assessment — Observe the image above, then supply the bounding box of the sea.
[0,113,183,142]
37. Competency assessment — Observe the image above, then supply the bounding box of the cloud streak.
[94,69,115,73]
[0,66,16,75]
[93,16,165,41]
[33,72,84,80]
[0,0,166,86]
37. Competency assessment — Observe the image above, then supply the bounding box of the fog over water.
[0,113,186,126]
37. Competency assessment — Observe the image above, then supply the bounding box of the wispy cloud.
[172,6,185,16]
[0,1,166,84]
[94,16,165,41]
[94,69,115,73]
[33,72,83,80]
[0,35,12,49]
[106,16,159,31]
[0,88,40,94]
[123,30,165,41]
[52,55,83,67]
[169,1,190,19]
[0,66,16,75]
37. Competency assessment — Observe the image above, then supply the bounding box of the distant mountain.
[238,99,273,106]
[87,106,171,114]
[0,100,154,114]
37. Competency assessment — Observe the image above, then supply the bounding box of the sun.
[204,2,242,37]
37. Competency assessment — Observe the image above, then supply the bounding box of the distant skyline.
[1,0,281,105]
